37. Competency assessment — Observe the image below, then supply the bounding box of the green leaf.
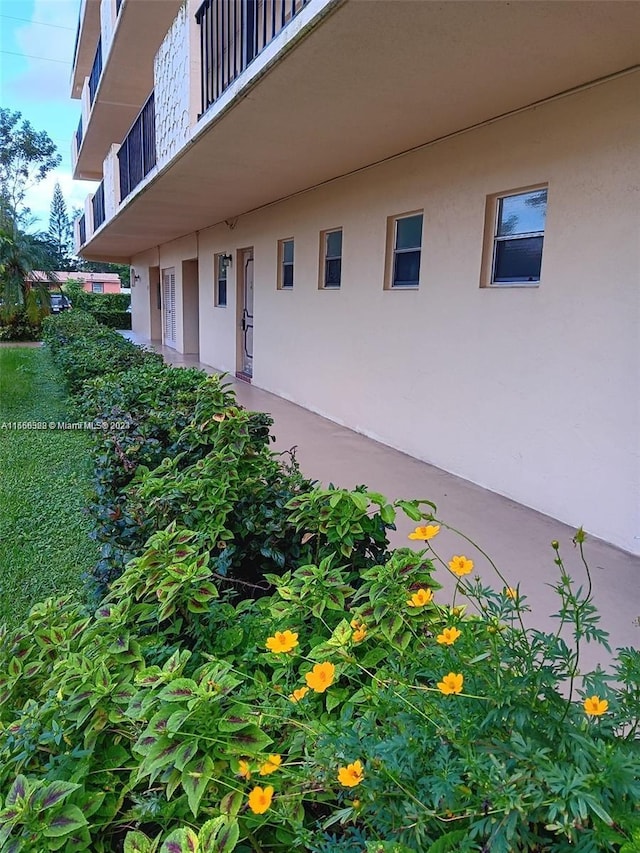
[159,678,198,702]
[160,827,199,852]
[213,817,240,853]
[35,780,80,811]
[124,831,154,853]
[182,754,214,817]
[225,725,272,754]
[42,804,88,838]
[426,831,469,853]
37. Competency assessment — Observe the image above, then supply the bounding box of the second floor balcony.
[196,0,310,115]
[118,93,157,202]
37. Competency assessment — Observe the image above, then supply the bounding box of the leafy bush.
[89,310,131,330]
[1,511,638,853]
[42,311,160,393]
[0,307,42,341]
[64,280,131,313]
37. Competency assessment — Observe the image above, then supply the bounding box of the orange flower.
[265,630,299,654]
[305,662,335,693]
[436,626,461,645]
[259,754,282,776]
[289,686,309,703]
[448,555,474,577]
[504,587,518,600]
[238,759,251,780]
[437,672,464,695]
[248,785,273,814]
[337,760,365,787]
[584,696,608,717]
[408,524,440,541]
[407,588,433,608]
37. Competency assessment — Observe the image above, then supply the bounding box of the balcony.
[92,181,105,231]
[72,0,182,181]
[118,93,157,202]
[78,214,86,248]
[75,116,83,154]
[88,37,103,107]
[196,0,309,115]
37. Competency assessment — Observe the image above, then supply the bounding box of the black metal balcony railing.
[75,115,83,154]
[78,214,86,246]
[92,181,105,230]
[196,0,309,115]
[88,37,102,106]
[116,0,123,14]
[117,92,156,202]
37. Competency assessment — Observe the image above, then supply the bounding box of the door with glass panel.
[238,248,254,378]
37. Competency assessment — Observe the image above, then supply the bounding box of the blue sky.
[0,0,97,231]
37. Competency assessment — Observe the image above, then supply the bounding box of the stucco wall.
[136,74,640,554]
[154,3,190,170]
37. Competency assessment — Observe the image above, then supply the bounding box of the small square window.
[482,186,548,286]
[386,212,423,288]
[278,238,294,289]
[91,282,104,293]
[320,228,342,289]
[214,253,228,307]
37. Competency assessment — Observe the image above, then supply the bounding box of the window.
[320,228,342,288]
[387,212,423,288]
[214,253,228,306]
[278,239,294,289]
[91,282,104,293]
[484,187,548,286]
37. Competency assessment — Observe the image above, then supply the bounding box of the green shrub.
[0,308,42,341]
[64,281,130,313]
[0,511,638,852]
[89,310,131,329]
[42,311,160,393]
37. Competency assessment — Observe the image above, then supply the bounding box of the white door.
[162,268,176,348]
[241,250,254,377]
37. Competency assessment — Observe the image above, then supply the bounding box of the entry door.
[162,268,176,348]
[240,249,254,377]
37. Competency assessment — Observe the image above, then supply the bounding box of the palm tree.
[0,219,58,323]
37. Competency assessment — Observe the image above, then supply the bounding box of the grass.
[0,345,98,627]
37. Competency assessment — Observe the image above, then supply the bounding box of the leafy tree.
[0,220,57,321]
[48,182,73,269]
[0,108,61,224]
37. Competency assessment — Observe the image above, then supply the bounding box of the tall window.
[388,212,423,288]
[278,238,294,289]
[214,253,228,306]
[486,187,548,285]
[319,228,343,289]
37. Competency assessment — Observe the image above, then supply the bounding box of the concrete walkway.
[124,333,639,671]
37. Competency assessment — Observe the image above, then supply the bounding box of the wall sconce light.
[221,253,233,270]
[132,268,141,284]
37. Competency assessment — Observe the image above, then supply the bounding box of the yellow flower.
[407,587,433,608]
[248,785,274,814]
[408,524,440,541]
[238,759,251,780]
[448,555,474,577]
[504,587,518,600]
[259,754,282,776]
[436,626,461,645]
[337,760,365,787]
[584,696,608,717]
[265,630,299,654]
[437,672,464,695]
[352,623,367,643]
[305,662,335,693]
[289,686,309,703]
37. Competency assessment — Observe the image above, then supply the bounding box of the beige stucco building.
[72,0,640,555]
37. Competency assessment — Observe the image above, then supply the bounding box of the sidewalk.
[124,332,640,670]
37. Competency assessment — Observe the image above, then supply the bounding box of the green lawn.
[0,346,97,627]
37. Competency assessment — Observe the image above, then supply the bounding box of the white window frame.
[319,228,343,289]
[278,238,294,290]
[385,211,424,290]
